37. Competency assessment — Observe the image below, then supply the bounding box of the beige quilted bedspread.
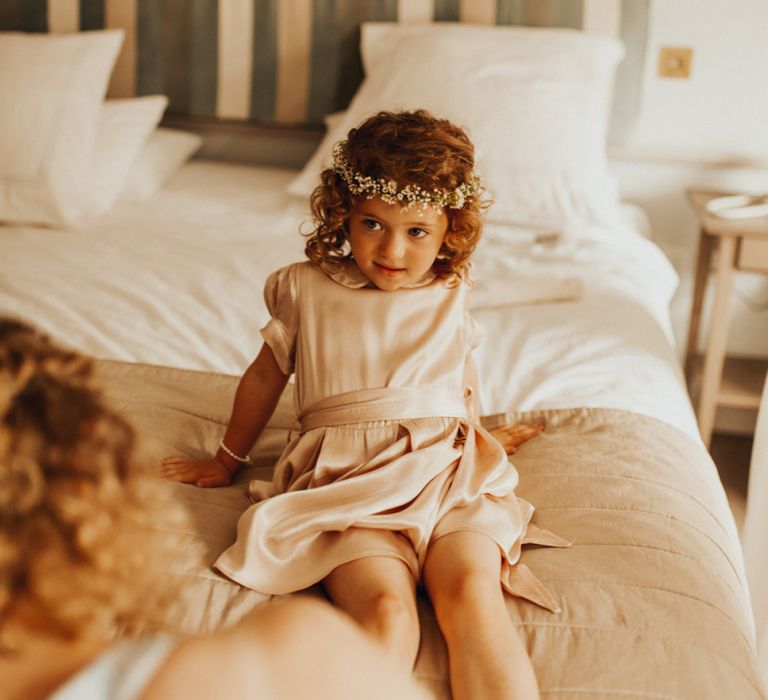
[94,360,766,699]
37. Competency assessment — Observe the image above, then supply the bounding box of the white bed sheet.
[0,160,698,438]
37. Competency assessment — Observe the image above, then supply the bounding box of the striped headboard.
[1,0,649,142]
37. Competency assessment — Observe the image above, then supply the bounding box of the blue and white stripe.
[1,0,648,139]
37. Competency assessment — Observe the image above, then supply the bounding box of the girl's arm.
[217,343,290,468]
[465,355,543,455]
[160,343,289,488]
[143,597,429,700]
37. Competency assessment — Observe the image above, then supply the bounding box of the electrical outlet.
[658,46,693,78]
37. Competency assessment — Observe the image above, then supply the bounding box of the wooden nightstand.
[684,189,768,448]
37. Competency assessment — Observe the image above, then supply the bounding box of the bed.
[1,19,765,699]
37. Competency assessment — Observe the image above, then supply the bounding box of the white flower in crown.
[331,141,481,212]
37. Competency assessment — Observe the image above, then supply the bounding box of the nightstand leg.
[698,236,737,447]
[685,230,713,383]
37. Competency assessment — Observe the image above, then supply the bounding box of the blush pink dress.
[214,260,566,611]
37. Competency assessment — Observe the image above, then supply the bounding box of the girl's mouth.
[374,262,405,276]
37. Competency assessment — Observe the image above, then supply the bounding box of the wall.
[627,0,768,161]
[610,0,768,373]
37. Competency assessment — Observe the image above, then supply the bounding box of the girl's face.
[347,197,448,291]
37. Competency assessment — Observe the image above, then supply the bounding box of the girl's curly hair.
[305,109,490,282]
[0,319,188,649]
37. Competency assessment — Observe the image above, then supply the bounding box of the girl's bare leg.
[323,554,421,669]
[423,531,540,700]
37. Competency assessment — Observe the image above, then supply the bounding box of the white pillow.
[85,95,168,216]
[288,23,624,230]
[120,128,203,200]
[0,30,123,226]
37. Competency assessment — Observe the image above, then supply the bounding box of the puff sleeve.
[260,264,299,375]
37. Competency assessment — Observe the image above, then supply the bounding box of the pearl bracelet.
[218,439,251,465]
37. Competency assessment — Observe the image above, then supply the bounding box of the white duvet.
[0,160,698,438]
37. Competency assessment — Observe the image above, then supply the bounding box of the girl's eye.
[408,227,428,238]
[362,219,382,231]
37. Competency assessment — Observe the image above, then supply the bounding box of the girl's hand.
[490,422,544,455]
[159,456,236,488]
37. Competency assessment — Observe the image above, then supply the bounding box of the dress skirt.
[214,388,567,612]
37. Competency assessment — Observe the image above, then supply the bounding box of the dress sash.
[299,387,468,432]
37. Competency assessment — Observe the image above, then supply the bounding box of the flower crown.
[331,140,482,211]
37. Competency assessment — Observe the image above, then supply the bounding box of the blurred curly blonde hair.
[0,319,188,650]
[305,109,491,283]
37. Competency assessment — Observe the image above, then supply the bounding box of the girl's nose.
[379,231,404,259]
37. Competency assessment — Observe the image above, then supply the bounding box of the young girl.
[161,110,566,700]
